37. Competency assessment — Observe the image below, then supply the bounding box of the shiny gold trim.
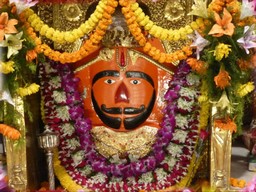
[74,48,175,74]
[128,49,175,74]
[74,48,115,73]
[51,3,88,52]
[140,0,193,54]
[62,4,82,22]
[164,0,185,22]
[91,126,158,159]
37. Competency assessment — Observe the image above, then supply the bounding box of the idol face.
[91,69,156,131]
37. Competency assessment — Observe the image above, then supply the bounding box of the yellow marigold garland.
[16,0,197,66]
[54,150,85,192]
[16,83,40,97]
[20,0,118,64]
[120,0,193,64]
[20,0,193,65]
[236,82,255,97]
[0,60,15,74]
[20,0,211,46]
[20,0,108,44]
[130,1,195,41]
[199,80,211,130]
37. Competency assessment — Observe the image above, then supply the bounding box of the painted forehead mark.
[92,70,119,85]
[126,71,154,87]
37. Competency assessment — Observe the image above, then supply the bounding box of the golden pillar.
[3,93,42,191]
[210,106,232,191]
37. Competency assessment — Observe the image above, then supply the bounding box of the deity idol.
[72,6,173,159]
[39,2,201,191]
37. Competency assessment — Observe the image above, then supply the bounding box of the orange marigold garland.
[20,0,108,44]
[19,0,118,64]
[214,116,237,133]
[207,0,225,14]
[119,0,192,64]
[16,0,195,66]
[187,57,208,74]
[26,49,37,62]
[0,124,21,140]
[230,178,246,188]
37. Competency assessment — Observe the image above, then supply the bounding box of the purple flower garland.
[39,59,200,191]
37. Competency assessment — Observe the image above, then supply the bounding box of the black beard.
[91,91,156,130]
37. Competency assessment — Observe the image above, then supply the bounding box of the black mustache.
[101,105,145,114]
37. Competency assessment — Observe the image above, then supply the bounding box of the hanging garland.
[21,0,108,44]
[18,0,193,65]
[129,1,205,41]
[39,58,203,191]
[21,16,192,65]
[21,0,205,45]
[19,0,118,64]
[0,124,21,140]
[119,0,193,64]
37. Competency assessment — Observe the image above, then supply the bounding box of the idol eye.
[130,79,141,85]
[104,79,116,84]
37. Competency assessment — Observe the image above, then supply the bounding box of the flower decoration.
[26,49,37,62]
[214,116,237,133]
[240,175,256,192]
[0,0,255,191]
[16,83,40,97]
[230,177,246,188]
[214,67,231,89]
[239,0,256,20]
[237,24,256,54]
[0,2,39,101]
[39,59,202,192]
[186,57,207,74]
[0,12,18,41]
[208,8,235,37]
[188,0,208,19]
[187,0,256,135]
[0,60,14,74]
[213,43,231,61]
[237,82,255,97]
[0,32,23,58]
[9,0,38,14]
[213,91,234,113]
[189,30,210,59]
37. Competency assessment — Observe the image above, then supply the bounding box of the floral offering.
[0,0,256,192]
[39,59,202,191]
[187,0,256,135]
[0,0,39,103]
